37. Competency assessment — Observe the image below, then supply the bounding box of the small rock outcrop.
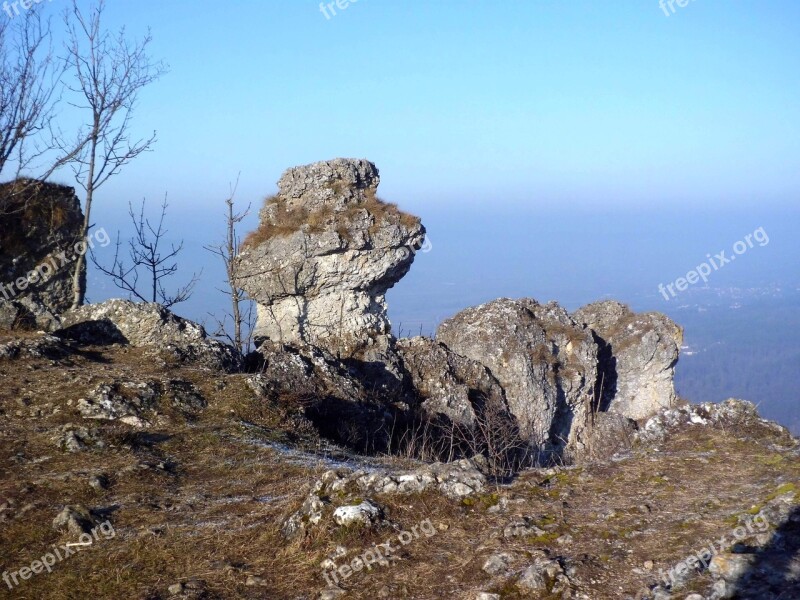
[56,299,241,372]
[436,298,599,457]
[572,300,682,420]
[237,158,425,359]
[0,180,86,330]
[77,381,160,428]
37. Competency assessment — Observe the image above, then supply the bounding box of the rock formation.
[0,180,86,330]
[436,298,599,457]
[436,298,683,459]
[56,299,242,372]
[572,300,682,420]
[236,158,425,360]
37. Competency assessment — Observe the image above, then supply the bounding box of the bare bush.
[91,197,199,308]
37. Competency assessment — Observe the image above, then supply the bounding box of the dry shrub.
[385,397,530,478]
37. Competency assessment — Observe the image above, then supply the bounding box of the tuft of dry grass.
[242,190,421,249]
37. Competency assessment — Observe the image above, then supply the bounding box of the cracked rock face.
[436,298,599,456]
[237,158,425,358]
[572,300,682,420]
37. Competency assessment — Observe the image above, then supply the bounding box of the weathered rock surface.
[637,398,795,444]
[395,336,508,426]
[248,341,365,402]
[0,333,73,360]
[56,299,241,372]
[0,180,86,330]
[572,300,682,420]
[237,158,425,359]
[436,298,599,456]
[324,458,487,499]
[77,381,160,428]
[332,500,383,527]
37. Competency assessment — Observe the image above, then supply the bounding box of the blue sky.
[34,0,800,214]
[7,1,800,428]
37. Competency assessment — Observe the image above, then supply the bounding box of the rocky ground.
[2,160,798,599]
[1,328,798,600]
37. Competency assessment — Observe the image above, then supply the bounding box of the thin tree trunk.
[227,197,242,348]
[71,127,99,308]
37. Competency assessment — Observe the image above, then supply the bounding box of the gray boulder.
[56,299,242,372]
[237,158,425,360]
[436,298,598,457]
[572,300,682,420]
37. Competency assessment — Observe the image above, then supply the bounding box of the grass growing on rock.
[242,190,421,248]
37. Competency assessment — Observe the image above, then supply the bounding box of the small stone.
[482,552,513,576]
[89,474,110,490]
[52,505,95,536]
[709,553,753,582]
[319,587,345,600]
[183,579,206,590]
[643,560,654,570]
[517,565,547,591]
[556,533,574,546]
[245,575,265,586]
[167,583,184,595]
[685,594,704,600]
[475,594,501,600]
[710,579,732,599]
[332,500,382,527]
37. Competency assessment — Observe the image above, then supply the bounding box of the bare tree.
[60,0,166,307]
[92,196,199,308]
[204,176,255,352]
[0,8,66,212]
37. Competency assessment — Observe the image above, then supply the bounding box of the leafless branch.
[91,196,199,308]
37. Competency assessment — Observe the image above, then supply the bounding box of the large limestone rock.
[436,298,599,456]
[396,336,508,426]
[237,158,425,359]
[0,180,86,330]
[55,299,241,372]
[572,300,682,420]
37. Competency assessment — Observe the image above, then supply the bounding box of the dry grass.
[242,190,421,249]
[0,337,797,599]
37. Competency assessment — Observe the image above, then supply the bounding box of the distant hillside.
[672,289,800,434]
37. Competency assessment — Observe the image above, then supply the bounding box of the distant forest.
[673,292,800,434]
